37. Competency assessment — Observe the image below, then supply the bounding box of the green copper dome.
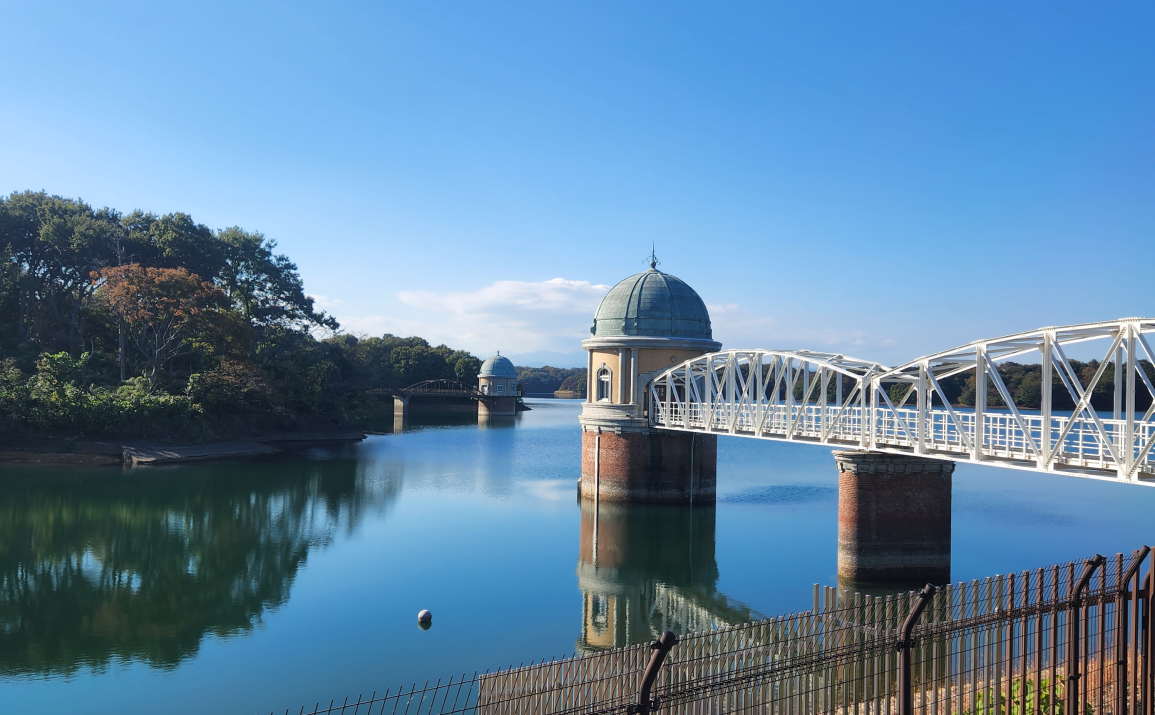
[591,267,712,339]
[479,353,518,378]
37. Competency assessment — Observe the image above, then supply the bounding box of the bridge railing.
[652,401,872,445]
[654,397,1155,477]
[648,319,1155,483]
[868,407,1155,474]
[677,404,1155,477]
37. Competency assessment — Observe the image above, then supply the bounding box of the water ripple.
[720,484,836,505]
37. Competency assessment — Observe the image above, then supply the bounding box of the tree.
[186,359,273,415]
[558,372,587,394]
[120,210,224,279]
[389,344,449,384]
[447,350,481,385]
[0,192,123,353]
[216,227,337,332]
[514,366,585,393]
[96,265,225,391]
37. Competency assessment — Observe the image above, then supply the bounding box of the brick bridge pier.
[833,450,954,588]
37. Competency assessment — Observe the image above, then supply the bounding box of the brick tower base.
[580,430,716,503]
[835,450,954,588]
[478,396,517,416]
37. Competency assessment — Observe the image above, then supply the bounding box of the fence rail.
[269,546,1155,715]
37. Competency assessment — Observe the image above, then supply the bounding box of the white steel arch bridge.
[648,318,1155,485]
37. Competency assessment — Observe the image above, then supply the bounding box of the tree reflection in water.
[0,452,399,677]
[576,500,758,653]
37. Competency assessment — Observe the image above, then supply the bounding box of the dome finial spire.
[648,243,660,270]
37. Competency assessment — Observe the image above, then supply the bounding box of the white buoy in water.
[418,609,432,626]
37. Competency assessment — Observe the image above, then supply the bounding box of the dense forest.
[515,366,586,393]
[837,361,1154,411]
[558,372,587,394]
[0,191,482,440]
[921,360,1155,411]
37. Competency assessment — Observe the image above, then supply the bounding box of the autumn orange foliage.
[95,265,225,390]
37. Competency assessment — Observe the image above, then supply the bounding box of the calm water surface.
[2,398,1154,714]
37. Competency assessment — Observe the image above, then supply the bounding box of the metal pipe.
[594,432,600,507]
[1068,554,1106,715]
[689,433,695,506]
[899,583,937,715]
[637,630,678,714]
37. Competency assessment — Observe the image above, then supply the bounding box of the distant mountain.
[502,350,587,369]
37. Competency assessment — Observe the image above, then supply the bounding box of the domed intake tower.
[478,352,519,416]
[580,259,721,503]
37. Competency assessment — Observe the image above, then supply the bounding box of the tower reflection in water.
[576,499,756,653]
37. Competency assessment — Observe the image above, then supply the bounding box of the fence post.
[898,583,937,715]
[1068,555,1106,715]
[636,630,678,715]
[1119,547,1150,715]
[1146,567,1154,715]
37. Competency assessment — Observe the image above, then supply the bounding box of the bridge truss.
[648,318,1155,484]
[402,379,480,397]
[366,379,481,398]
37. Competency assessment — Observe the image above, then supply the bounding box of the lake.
[2,397,1153,714]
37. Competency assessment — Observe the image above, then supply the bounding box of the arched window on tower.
[596,366,612,402]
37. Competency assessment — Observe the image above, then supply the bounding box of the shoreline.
[0,429,368,467]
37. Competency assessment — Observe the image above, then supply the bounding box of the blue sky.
[2,2,1152,367]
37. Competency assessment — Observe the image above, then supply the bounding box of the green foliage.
[887,382,912,406]
[216,226,336,331]
[951,360,1155,411]
[0,190,483,440]
[0,355,209,439]
[186,360,274,415]
[516,366,586,393]
[450,351,482,386]
[558,372,587,393]
[957,675,1090,715]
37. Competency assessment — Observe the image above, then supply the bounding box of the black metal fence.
[269,546,1155,715]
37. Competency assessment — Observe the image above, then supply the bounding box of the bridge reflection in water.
[575,499,756,653]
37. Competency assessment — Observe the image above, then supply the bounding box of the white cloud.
[335,278,609,357]
[333,278,912,366]
[708,303,900,363]
[398,278,609,316]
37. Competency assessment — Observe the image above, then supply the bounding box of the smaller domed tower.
[580,257,721,503]
[478,352,519,416]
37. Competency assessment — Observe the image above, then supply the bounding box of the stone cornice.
[578,402,650,434]
[581,336,722,352]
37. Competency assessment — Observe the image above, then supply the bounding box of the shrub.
[0,353,210,440]
[958,675,1091,715]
